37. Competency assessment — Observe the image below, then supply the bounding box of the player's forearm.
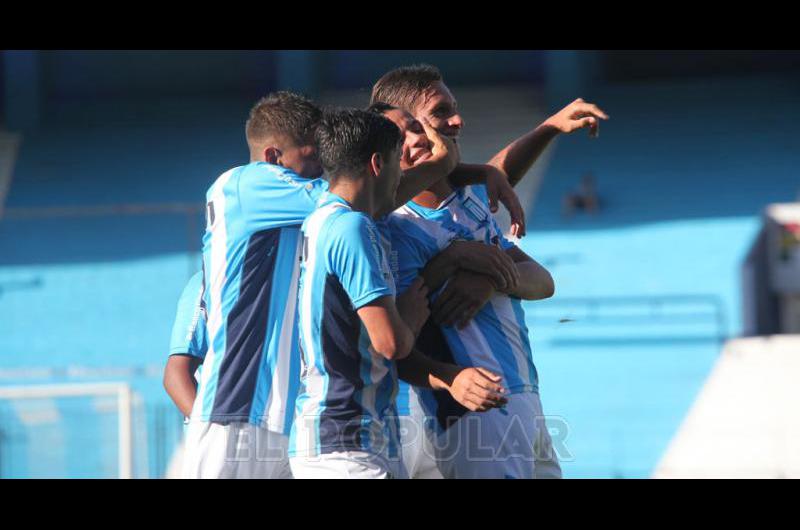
[447,163,492,187]
[502,261,555,300]
[360,297,420,361]
[396,349,459,391]
[372,321,416,361]
[372,316,417,361]
[487,123,560,187]
[163,356,199,417]
[388,163,451,214]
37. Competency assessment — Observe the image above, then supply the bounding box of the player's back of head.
[246,91,321,154]
[315,108,401,183]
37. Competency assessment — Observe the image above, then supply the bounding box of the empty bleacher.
[517,75,800,477]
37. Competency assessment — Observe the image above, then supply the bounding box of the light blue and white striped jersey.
[290,192,400,459]
[168,271,208,360]
[387,185,539,419]
[193,162,328,435]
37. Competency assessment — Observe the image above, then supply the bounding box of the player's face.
[279,140,324,179]
[383,108,433,170]
[414,81,464,138]
[376,145,403,212]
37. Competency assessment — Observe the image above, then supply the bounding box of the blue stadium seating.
[517,75,800,477]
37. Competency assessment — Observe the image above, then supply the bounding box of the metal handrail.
[528,293,729,346]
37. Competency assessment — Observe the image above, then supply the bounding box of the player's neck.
[329,180,376,218]
[413,179,453,209]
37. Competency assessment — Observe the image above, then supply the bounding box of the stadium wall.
[41,50,279,101]
[653,335,800,478]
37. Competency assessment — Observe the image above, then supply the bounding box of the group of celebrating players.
[163,64,608,479]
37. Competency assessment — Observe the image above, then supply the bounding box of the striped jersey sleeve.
[168,271,207,359]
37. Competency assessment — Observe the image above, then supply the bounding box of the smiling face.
[382,108,433,170]
[413,80,464,138]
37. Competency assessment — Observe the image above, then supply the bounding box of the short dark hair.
[370,64,443,112]
[366,101,397,115]
[245,91,321,148]
[315,108,402,180]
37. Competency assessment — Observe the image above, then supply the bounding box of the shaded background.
[0,50,798,478]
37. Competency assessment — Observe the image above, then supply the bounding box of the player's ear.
[369,152,383,178]
[264,146,282,166]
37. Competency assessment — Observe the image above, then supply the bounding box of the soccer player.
[366,102,523,479]
[374,101,557,479]
[182,92,326,479]
[289,109,508,479]
[370,65,607,478]
[164,271,207,418]
[182,90,491,479]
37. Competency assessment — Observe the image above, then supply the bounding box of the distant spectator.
[562,172,599,218]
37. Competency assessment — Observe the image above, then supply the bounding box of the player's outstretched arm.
[357,295,421,361]
[163,355,202,417]
[487,98,609,187]
[396,351,507,412]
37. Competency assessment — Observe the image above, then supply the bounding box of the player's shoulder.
[302,195,366,238]
[206,165,243,197]
[385,209,428,235]
[238,161,310,188]
[327,207,375,238]
[323,207,381,256]
[182,271,204,296]
[319,209,383,273]
[174,271,205,326]
[391,202,419,219]
[387,209,457,252]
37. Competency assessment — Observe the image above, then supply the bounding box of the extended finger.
[468,385,507,404]
[457,304,480,329]
[470,373,506,395]
[452,297,477,326]
[488,185,500,213]
[501,190,526,238]
[461,395,486,412]
[571,116,596,131]
[475,367,503,383]
[430,284,456,315]
[419,117,445,145]
[467,389,507,410]
[440,297,473,328]
[433,293,467,327]
[409,276,427,293]
[579,102,608,120]
[417,284,430,298]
